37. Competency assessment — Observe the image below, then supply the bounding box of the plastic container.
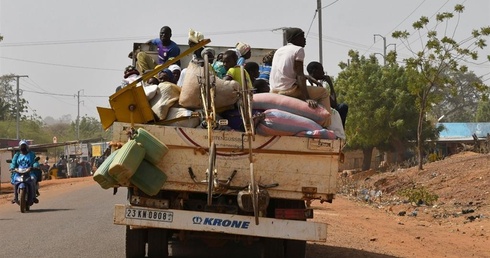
[133,128,169,165]
[93,150,119,189]
[130,160,167,196]
[109,140,145,184]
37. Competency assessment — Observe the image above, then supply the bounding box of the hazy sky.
[1,0,489,121]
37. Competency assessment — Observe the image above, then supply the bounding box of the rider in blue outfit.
[10,140,39,204]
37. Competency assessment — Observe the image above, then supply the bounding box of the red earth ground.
[1,152,489,257]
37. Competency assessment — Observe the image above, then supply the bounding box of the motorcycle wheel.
[19,188,27,213]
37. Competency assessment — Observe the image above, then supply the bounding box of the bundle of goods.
[179,61,240,110]
[252,93,339,139]
[92,128,169,196]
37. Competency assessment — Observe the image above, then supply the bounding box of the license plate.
[125,208,173,222]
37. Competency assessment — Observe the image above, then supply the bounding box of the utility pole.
[13,75,29,140]
[317,0,323,64]
[76,89,84,140]
[374,34,396,65]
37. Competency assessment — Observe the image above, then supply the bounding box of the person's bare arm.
[294,60,318,108]
[324,75,338,108]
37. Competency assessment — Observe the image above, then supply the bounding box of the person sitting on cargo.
[168,64,181,84]
[253,50,275,93]
[306,61,348,128]
[269,27,331,127]
[157,69,174,83]
[135,26,181,74]
[235,42,252,66]
[245,62,268,94]
[223,50,252,89]
[212,52,227,79]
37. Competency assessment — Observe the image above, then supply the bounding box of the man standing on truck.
[269,27,331,127]
[135,26,181,73]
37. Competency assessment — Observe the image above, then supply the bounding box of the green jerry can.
[109,140,145,184]
[93,150,119,189]
[130,160,167,196]
[133,128,169,165]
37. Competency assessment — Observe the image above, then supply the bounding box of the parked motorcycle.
[11,167,37,213]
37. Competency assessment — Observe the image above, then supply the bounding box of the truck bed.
[112,122,342,202]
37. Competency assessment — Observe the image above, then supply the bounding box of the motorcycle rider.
[9,140,39,204]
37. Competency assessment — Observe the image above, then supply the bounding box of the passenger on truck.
[306,61,348,128]
[269,27,331,127]
[235,42,252,66]
[222,50,252,89]
[134,26,181,74]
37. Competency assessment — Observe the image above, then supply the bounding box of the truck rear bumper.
[114,204,327,242]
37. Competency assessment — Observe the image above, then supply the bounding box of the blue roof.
[437,123,490,139]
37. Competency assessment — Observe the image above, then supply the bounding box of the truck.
[100,39,343,257]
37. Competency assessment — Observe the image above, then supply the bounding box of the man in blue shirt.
[136,26,181,73]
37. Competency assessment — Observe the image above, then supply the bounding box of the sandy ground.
[2,152,489,258]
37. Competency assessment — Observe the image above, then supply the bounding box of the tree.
[336,50,422,170]
[71,115,111,141]
[0,74,29,121]
[392,4,490,170]
[475,99,490,122]
[430,71,486,122]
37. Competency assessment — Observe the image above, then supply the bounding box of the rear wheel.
[147,228,169,258]
[125,226,146,258]
[262,238,284,258]
[19,188,26,213]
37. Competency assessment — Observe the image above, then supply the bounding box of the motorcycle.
[11,167,37,213]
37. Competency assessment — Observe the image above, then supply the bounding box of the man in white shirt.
[269,27,331,126]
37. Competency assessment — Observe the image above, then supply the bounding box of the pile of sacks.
[252,93,345,140]
[93,128,169,196]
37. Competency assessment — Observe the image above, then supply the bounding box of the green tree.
[336,50,422,170]
[71,116,111,141]
[430,71,486,122]
[0,74,29,121]
[475,99,490,122]
[392,4,490,170]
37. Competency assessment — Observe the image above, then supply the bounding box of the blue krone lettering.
[231,220,242,228]
[203,218,214,225]
[241,221,250,229]
[213,219,223,226]
[222,220,231,227]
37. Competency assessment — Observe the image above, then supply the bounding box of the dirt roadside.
[1,153,489,258]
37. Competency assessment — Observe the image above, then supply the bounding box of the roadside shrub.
[398,186,439,206]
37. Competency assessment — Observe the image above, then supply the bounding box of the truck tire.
[284,239,306,258]
[147,228,168,258]
[125,226,146,258]
[262,238,284,258]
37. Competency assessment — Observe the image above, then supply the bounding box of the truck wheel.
[19,188,27,213]
[147,228,168,258]
[125,226,146,258]
[262,238,284,258]
[284,239,306,258]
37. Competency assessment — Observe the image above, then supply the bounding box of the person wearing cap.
[135,26,181,74]
[236,42,252,66]
[9,140,39,204]
[168,64,181,84]
[269,27,331,127]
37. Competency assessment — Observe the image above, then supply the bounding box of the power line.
[22,89,108,98]
[0,56,121,71]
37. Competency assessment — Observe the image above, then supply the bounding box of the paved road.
[0,181,126,257]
